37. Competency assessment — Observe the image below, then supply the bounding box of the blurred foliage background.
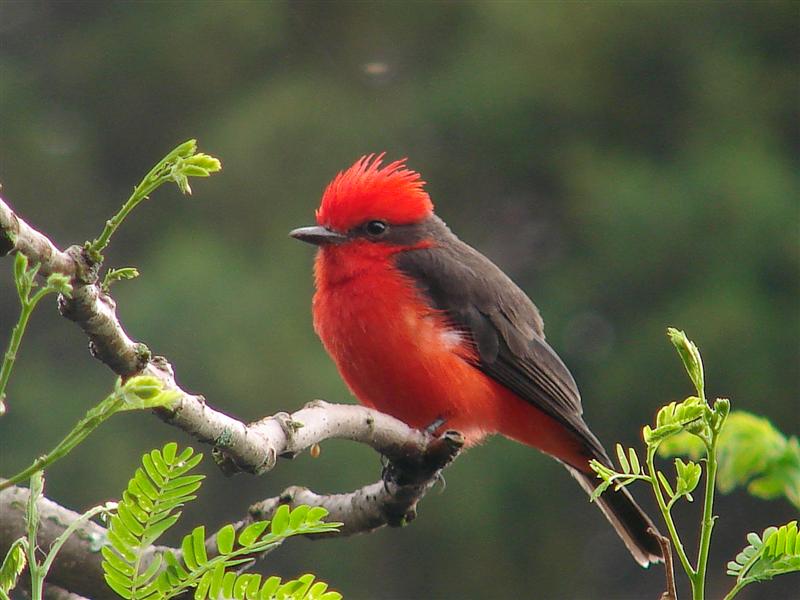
[0,2,797,599]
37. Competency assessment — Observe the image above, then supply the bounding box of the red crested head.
[316,154,433,232]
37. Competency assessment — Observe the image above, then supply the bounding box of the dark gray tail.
[567,466,664,567]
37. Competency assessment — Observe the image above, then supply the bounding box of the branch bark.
[0,196,465,596]
[0,430,461,597]
[0,484,121,599]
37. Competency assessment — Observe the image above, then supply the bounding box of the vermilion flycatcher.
[291,155,663,566]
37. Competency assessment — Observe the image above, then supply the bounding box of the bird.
[290,154,663,566]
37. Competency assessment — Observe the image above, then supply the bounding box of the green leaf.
[160,481,202,503]
[644,423,682,445]
[45,272,72,296]
[727,521,800,585]
[306,507,329,524]
[195,570,214,600]
[667,327,704,398]
[171,452,204,476]
[616,444,630,474]
[628,447,641,475]
[13,252,27,287]
[645,396,709,447]
[127,481,153,510]
[100,446,339,600]
[216,524,236,555]
[110,514,141,547]
[119,376,180,410]
[101,546,133,577]
[162,442,178,463]
[589,479,613,501]
[209,562,227,599]
[141,454,165,488]
[102,267,139,292]
[239,521,270,547]
[259,576,281,599]
[107,529,137,562]
[270,573,320,598]
[175,447,202,467]
[181,526,202,570]
[271,505,290,536]
[661,411,800,509]
[105,572,134,599]
[134,468,159,501]
[711,397,730,432]
[657,471,675,498]
[174,139,198,158]
[674,458,702,500]
[277,579,304,596]
[186,153,222,172]
[183,165,212,178]
[162,549,189,579]
[117,503,145,536]
[222,570,237,598]
[103,444,204,599]
[289,505,311,530]
[0,538,27,593]
[193,524,209,566]
[141,514,180,547]
[149,449,169,477]
[235,573,262,599]
[134,553,163,588]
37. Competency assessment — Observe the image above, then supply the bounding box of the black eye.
[365,220,388,237]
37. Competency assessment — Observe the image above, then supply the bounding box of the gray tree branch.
[0,429,461,598]
[0,196,464,596]
[0,484,119,599]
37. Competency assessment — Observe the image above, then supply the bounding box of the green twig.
[0,289,35,413]
[691,437,719,599]
[25,472,43,600]
[0,376,179,492]
[722,579,747,600]
[40,504,113,579]
[0,255,72,416]
[22,471,113,600]
[88,139,220,260]
[647,445,696,580]
[0,395,124,492]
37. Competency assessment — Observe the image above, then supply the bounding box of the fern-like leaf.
[727,520,800,586]
[157,504,341,599]
[643,396,708,445]
[102,443,204,599]
[195,572,341,600]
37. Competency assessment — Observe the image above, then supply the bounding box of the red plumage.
[294,154,664,567]
[316,154,432,232]
[312,240,588,468]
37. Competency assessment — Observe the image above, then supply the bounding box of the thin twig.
[651,527,678,600]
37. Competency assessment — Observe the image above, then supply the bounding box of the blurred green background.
[1,2,797,599]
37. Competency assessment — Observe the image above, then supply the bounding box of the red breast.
[312,240,501,444]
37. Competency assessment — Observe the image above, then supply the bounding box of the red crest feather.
[316,154,433,232]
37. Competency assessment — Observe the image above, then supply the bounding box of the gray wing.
[395,217,603,456]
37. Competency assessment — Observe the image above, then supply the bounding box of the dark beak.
[289,225,347,246]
